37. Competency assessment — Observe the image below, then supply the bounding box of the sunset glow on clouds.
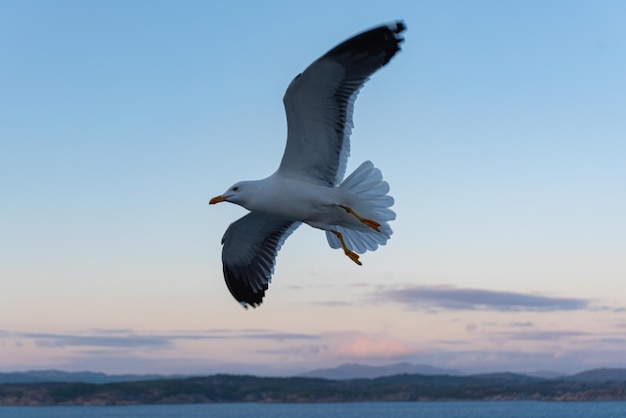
[1,0,625,376]
[323,331,414,359]
[1,282,624,375]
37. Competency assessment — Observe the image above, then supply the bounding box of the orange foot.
[344,249,362,266]
[331,229,363,266]
[340,205,381,232]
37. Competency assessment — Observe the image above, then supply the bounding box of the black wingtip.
[223,264,266,309]
[324,20,407,67]
[393,21,407,34]
[382,20,407,38]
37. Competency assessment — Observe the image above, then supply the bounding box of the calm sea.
[0,402,625,418]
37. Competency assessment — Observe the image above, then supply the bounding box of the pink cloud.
[322,331,413,359]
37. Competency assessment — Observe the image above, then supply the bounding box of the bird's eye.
[232,186,239,192]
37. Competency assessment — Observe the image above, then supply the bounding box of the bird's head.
[209,182,249,206]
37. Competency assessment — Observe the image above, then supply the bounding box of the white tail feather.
[326,161,395,254]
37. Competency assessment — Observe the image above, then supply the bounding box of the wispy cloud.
[432,339,471,346]
[312,300,353,307]
[255,331,415,363]
[375,285,591,312]
[493,330,591,341]
[0,329,318,350]
[399,347,626,375]
[510,322,534,328]
[598,337,626,345]
[323,331,413,359]
[3,326,626,376]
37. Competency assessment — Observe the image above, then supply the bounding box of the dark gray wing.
[221,212,301,308]
[277,21,406,186]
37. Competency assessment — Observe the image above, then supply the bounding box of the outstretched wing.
[220,212,301,308]
[277,21,406,186]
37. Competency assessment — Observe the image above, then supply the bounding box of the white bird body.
[221,166,389,232]
[249,181,347,227]
[210,22,406,307]
[225,176,341,221]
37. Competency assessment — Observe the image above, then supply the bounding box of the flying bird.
[210,22,406,308]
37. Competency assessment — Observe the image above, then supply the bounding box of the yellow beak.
[209,195,229,205]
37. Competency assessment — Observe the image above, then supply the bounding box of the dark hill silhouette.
[298,362,460,380]
[564,368,626,382]
[2,372,626,405]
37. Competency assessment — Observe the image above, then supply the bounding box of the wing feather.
[278,21,406,186]
[220,213,300,308]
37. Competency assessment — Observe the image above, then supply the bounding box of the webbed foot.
[340,205,381,232]
[331,229,363,266]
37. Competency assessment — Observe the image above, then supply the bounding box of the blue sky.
[1,0,625,375]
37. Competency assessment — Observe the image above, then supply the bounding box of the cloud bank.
[0,329,318,350]
[376,285,590,311]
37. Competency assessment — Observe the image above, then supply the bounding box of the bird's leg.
[331,230,362,266]
[339,205,381,232]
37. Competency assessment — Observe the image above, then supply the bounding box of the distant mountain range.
[2,372,626,405]
[0,370,181,384]
[1,364,626,385]
[565,368,626,382]
[300,364,626,382]
[298,362,461,379]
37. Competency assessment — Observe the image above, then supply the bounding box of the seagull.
[210,22,406,308]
